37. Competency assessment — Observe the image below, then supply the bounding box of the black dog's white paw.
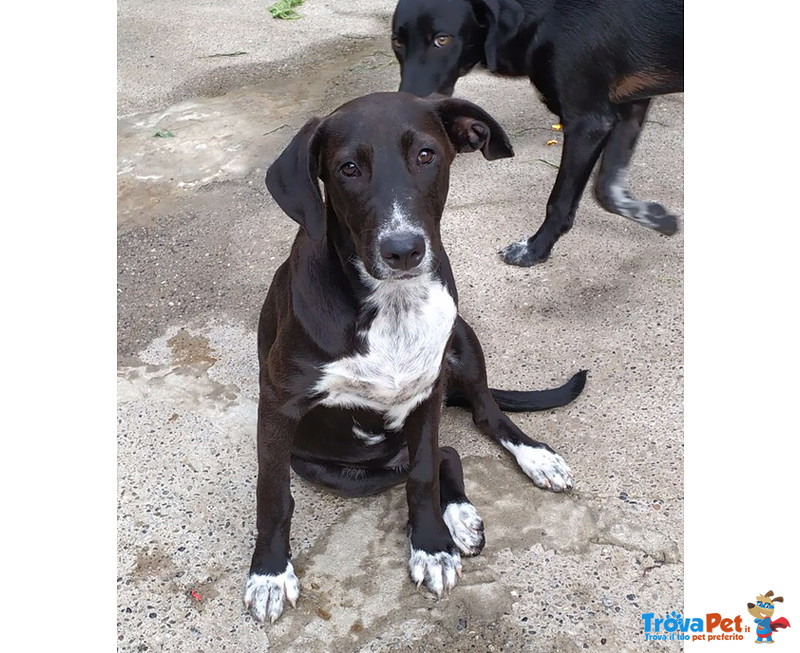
[500,238,550,266]
[503,442,573,491]
[443,502,485,556]
[500,239,534,266]
[243,562,300,624]
[408,545,462,598]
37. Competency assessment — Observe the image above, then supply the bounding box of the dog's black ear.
[432,97,514,160]
[473,0,525,72]
[265,117,326,240]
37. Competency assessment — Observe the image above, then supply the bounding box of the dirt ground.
[117,1,684,651]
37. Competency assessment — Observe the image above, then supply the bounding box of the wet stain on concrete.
[118,359,243,413]
[131,546,179,582]
[167,328,218,369]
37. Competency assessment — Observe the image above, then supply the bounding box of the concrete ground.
[117,1,684,651]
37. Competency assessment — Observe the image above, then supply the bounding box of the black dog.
[244,92,587,624]
[391,0,684,266]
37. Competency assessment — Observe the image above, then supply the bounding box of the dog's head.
[747,591,783,620]
[392,0,525,96]
[266,92,512,281]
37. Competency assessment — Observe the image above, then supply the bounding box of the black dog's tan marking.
[244,92,587,624]
[392,0,684,266]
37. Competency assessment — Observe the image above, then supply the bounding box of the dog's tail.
[446,370,588,412]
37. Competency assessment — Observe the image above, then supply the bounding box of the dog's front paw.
[499,238,550,267]
[408,545,462,598]
[243,562,300,624]
[443,502,485,556]
[503,442,573,492]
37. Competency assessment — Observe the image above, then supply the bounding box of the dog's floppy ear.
[265,117,326,240]
[432,96,514,160]
[473,0,525,72]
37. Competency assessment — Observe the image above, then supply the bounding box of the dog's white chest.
[314,275,457,430]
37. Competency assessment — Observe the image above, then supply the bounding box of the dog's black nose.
[379,233,426,271]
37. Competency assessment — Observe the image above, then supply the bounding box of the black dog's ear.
[432,96,514,160]
[265,117,326,240]
[473,0,525,72]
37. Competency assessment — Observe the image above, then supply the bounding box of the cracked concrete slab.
[117,1,683,651]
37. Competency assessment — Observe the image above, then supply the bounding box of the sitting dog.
[243,92,587,624]
[391,0,684,266]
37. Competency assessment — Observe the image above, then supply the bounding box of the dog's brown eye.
[434,35,452,48]
[340,162,360,177]
[417,149,435,165]
[391,36,403,50]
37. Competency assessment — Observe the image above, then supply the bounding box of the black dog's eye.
[433,34,452,48]
[339,162,360,177]
[391,36,403,50]
[417,149,435,165]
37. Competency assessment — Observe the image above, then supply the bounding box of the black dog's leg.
[243,386,300,624]
[501,114,614,266]
[403,380,463,597]
[446,317,573,491]
[439,445,485,557]
[594,99,678,236]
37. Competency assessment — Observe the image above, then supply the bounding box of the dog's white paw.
[503,442,573,492]
[408,545,462,598]
[443,502,485,556]
[243,562,300,624]
[500,239,532,265]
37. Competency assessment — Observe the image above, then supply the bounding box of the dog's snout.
[379,232,426,271]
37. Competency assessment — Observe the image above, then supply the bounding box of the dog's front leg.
[501,114,616,266]
[404,379,462,597]
[243,385,300,624]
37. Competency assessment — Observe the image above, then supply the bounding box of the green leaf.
[268,0,304,20]
[154,130,174,138]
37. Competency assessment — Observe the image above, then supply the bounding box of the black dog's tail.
[446,370,588,413]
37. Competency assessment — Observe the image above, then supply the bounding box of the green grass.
[268,0,304,20]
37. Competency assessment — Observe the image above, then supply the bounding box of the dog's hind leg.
[439,446,485,556]
[290,456,407,498]
[594,99,678,236]
[501,113,614,267]
[445,318,575,491]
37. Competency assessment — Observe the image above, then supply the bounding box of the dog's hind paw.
[503,442,573,492]
[408,546,462,598]
[627,201,679,236]
[645,203,679,236]
[243,563,300,624]
[443,502,485,556]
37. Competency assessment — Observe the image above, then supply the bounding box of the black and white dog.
[244,92,587,624]
[391,0,684,266]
